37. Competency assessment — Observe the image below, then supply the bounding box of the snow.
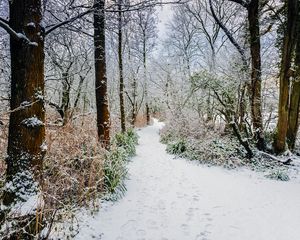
[40,141,48,152]
[20,101,31,107]
[1,170,41,217]
[73,119,300,240]
[26,22,36,28]
[11,193,40,216]
[35,91,44,100]
[16,33,30,42]
[21,116,44,128]
[29,41,38,47]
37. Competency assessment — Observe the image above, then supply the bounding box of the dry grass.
[0,116,8,192]
[0,112,108,237]
[43,114,106,210]
[134,113,148,128]
[0,109,139,238]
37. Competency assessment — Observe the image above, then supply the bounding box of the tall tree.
[94,0,110,147]
[227,0,265,150]
[118,0,126,132]
[247,0,264,150]
[134,6,157,125]
[286,5,300,150]
[1,0,46,211]
[274,0,298,153]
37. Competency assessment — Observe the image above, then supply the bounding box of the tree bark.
[94,0,110,148]
[143,34,150,125]
[118,0,126,132]
[287,17,300,150]
[4,0,46,207]
[248,0,266,150]
[131,77,138,126]
[61,72,71,126]
[274,0,298,153]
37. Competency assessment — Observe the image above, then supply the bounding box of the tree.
[118,0,126,132]
[247,0,265,150]
[287,14,300,150]
[94,0,110,147]
[224,0,265,150]
[274,0,298,153]
[1,0,45,211]
[134,5,157,125]
[46,31,92,126]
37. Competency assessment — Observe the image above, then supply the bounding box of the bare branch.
[209,0,248,68]
[45,0,187,36]
[45,9,93,36]
[228,0,249,8]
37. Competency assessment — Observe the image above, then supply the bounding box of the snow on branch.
[0,19,37,45]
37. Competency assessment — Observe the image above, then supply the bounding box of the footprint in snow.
[121,220,137,231]
[158,200,166,210]
[192,194,200,202]
[181,223,190,235]
[195,230,211,240]
[127,210,139,218]
[136,229,146,236]
[116,237,125,240]
[186,207,195,221]
[146,219,158,229]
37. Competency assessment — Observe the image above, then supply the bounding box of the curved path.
[75,119,300,240]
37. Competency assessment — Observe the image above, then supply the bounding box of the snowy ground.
[74,119,300,240]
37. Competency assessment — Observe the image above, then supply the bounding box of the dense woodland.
[0,0,300,239]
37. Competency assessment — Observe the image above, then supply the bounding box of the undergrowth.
[160,118,289,178]
[0,113,138,239]
[104,128,138,200]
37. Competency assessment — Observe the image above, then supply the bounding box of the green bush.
[166,139,187,155]
[265,170,290,181]
[104,129,138,200]
[112,128,138,157]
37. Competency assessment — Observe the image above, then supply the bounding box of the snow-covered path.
[75,119,300,240]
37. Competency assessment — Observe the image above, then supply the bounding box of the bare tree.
[132,5,157,125]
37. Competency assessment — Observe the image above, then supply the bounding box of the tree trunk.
[70,75,85,119]
[274,0,298,153]
[143,34,150,125]
[3,0,46,209]
[61,72,71,126]
[287,20,300,150]
[118,0,126,132]
[287,79,300,150]
[94,0,110,148]
[131,77,137,126]
[248,0,265,150]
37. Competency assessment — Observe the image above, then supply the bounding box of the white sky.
[156,5,173,41]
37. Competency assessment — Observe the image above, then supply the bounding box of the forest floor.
[70,119,300,240]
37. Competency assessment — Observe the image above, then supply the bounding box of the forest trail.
[75,119,300,240]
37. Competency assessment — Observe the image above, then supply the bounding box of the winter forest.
[0,0,300,239]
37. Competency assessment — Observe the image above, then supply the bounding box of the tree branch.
[209,0,248,68]
[228,0,249,8]
[45,0,187,36]
[0,17,9,24]
[0,19,33,44]
[45,9,93,36]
